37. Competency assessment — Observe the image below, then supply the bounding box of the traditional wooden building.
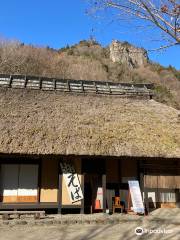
[0,74,179,213]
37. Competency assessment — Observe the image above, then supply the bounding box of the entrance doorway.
[82,158,105,213]
[0,164,38,203]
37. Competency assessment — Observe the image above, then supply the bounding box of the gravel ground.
[0,209,179,240]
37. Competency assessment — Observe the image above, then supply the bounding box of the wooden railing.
[0,74,154,97]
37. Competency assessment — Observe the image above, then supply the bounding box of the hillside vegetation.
[0,39,179,109]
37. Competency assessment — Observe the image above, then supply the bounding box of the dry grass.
[0,39,179,109]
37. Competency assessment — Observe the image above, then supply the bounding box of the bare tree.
[87,0,180,49]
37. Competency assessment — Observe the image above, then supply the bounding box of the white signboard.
[60,162,83,203]
[128,180,144,214]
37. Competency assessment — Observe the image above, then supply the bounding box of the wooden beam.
[0,203,82,210]
[102,174,106,213]
[0,203,58,209]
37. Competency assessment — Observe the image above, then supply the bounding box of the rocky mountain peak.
[109,40,148,68]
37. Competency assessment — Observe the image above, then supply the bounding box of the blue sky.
[0,0,179,69]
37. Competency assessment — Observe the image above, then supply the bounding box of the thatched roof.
[0,88,179,158]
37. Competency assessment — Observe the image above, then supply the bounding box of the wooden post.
[140,172,144,198]
[37,159,42,203]
[9,75,12,87]
[140,172,146,214]
[80,173,84,214]
[144,186,149,214]
[102,174,106,213]
[67,80,70,91]
[24,75,28,88]
[94,82,97,93]
[106,82,111,94]
[81,81,84,93]
[58,167,62,214]
[39,77,42,89]
[127,189,131,212]
[53,79,56,90]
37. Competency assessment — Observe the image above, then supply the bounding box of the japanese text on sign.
[60,162,83,203]
[128,180,144,214]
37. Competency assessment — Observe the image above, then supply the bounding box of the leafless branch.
[87,0,180,48]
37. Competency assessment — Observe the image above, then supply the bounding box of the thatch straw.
[0,88,179,157]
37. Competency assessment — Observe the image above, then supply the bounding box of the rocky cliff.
[109,40,148,68]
